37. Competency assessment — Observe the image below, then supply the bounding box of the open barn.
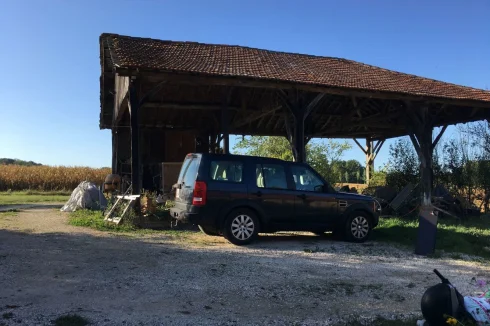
[99,33,490,255]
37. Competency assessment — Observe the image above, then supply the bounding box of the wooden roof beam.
[128,70,490,109]
[142,102,241,111]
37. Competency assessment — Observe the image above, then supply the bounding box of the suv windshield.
[178,155,201,187]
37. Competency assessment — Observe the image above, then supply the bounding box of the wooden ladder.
[104,185,139,225]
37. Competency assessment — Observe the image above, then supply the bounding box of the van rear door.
[175,154,202,205]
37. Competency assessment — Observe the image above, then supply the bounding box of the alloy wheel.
[231,214,255,240]
[350,216,369,239]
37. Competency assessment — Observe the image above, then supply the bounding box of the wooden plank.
[114,74,129,124]
[390,183,415,210]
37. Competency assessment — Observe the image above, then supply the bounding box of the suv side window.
[210,161,243,183]
[291,165,324,192]
[256,164,288,190]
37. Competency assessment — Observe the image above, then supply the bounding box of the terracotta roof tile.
[101,33,490,103]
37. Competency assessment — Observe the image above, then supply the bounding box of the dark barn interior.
[99,33,490,255]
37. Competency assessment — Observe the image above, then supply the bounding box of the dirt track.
[0,208,489,325]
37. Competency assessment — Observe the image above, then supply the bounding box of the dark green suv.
[170,153,380,245]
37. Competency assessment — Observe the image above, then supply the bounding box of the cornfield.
[0,165,111,191]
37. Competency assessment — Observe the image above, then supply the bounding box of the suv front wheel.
[223,208,259,245]
[344,211,372,243]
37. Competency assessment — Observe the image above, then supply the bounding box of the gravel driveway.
[0,209,489,325]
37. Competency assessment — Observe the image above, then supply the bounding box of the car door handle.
[297,194,306,200]
[252,191,262,197]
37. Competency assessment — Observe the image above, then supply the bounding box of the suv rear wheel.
[223,208,259,245]
[344,211,372,243]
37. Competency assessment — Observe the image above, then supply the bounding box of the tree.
[233,136,351,183]
[330,159,365,183]
[385,138,419,190]
[464,122,490,156]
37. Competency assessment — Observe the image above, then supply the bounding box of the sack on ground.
[60,181,107,212]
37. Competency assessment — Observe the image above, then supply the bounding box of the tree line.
[0,158,42,166]
[233,136,365,184]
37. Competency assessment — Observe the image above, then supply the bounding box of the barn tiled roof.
[101,33,490,103]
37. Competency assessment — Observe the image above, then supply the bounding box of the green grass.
[68,209,194,239]
[52,314,89,326]
[0,191,70,205]
[69,210,138,232]
[374,216,490,259]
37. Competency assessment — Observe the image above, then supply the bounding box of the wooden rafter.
[374,140,384,157]
[232,106,281,129]
[432,125,448,150]
[273,114,283,131]
[304,93,326,117]
[353,138,367,155]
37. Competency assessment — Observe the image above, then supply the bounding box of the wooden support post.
[129,79,141,195]
[284,114,298,160]
[407,103,437,256]
[294,108,306,163]
[366,140,374,183]
[221,91,230,154]
[111,129,118,174]
[279,91,325,163]
[354,138,384,183]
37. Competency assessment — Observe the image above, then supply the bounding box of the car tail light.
[192,181,207,206]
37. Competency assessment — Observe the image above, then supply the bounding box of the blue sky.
[0,0,488,168]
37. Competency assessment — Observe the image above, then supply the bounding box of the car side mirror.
[314,185,324,193]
